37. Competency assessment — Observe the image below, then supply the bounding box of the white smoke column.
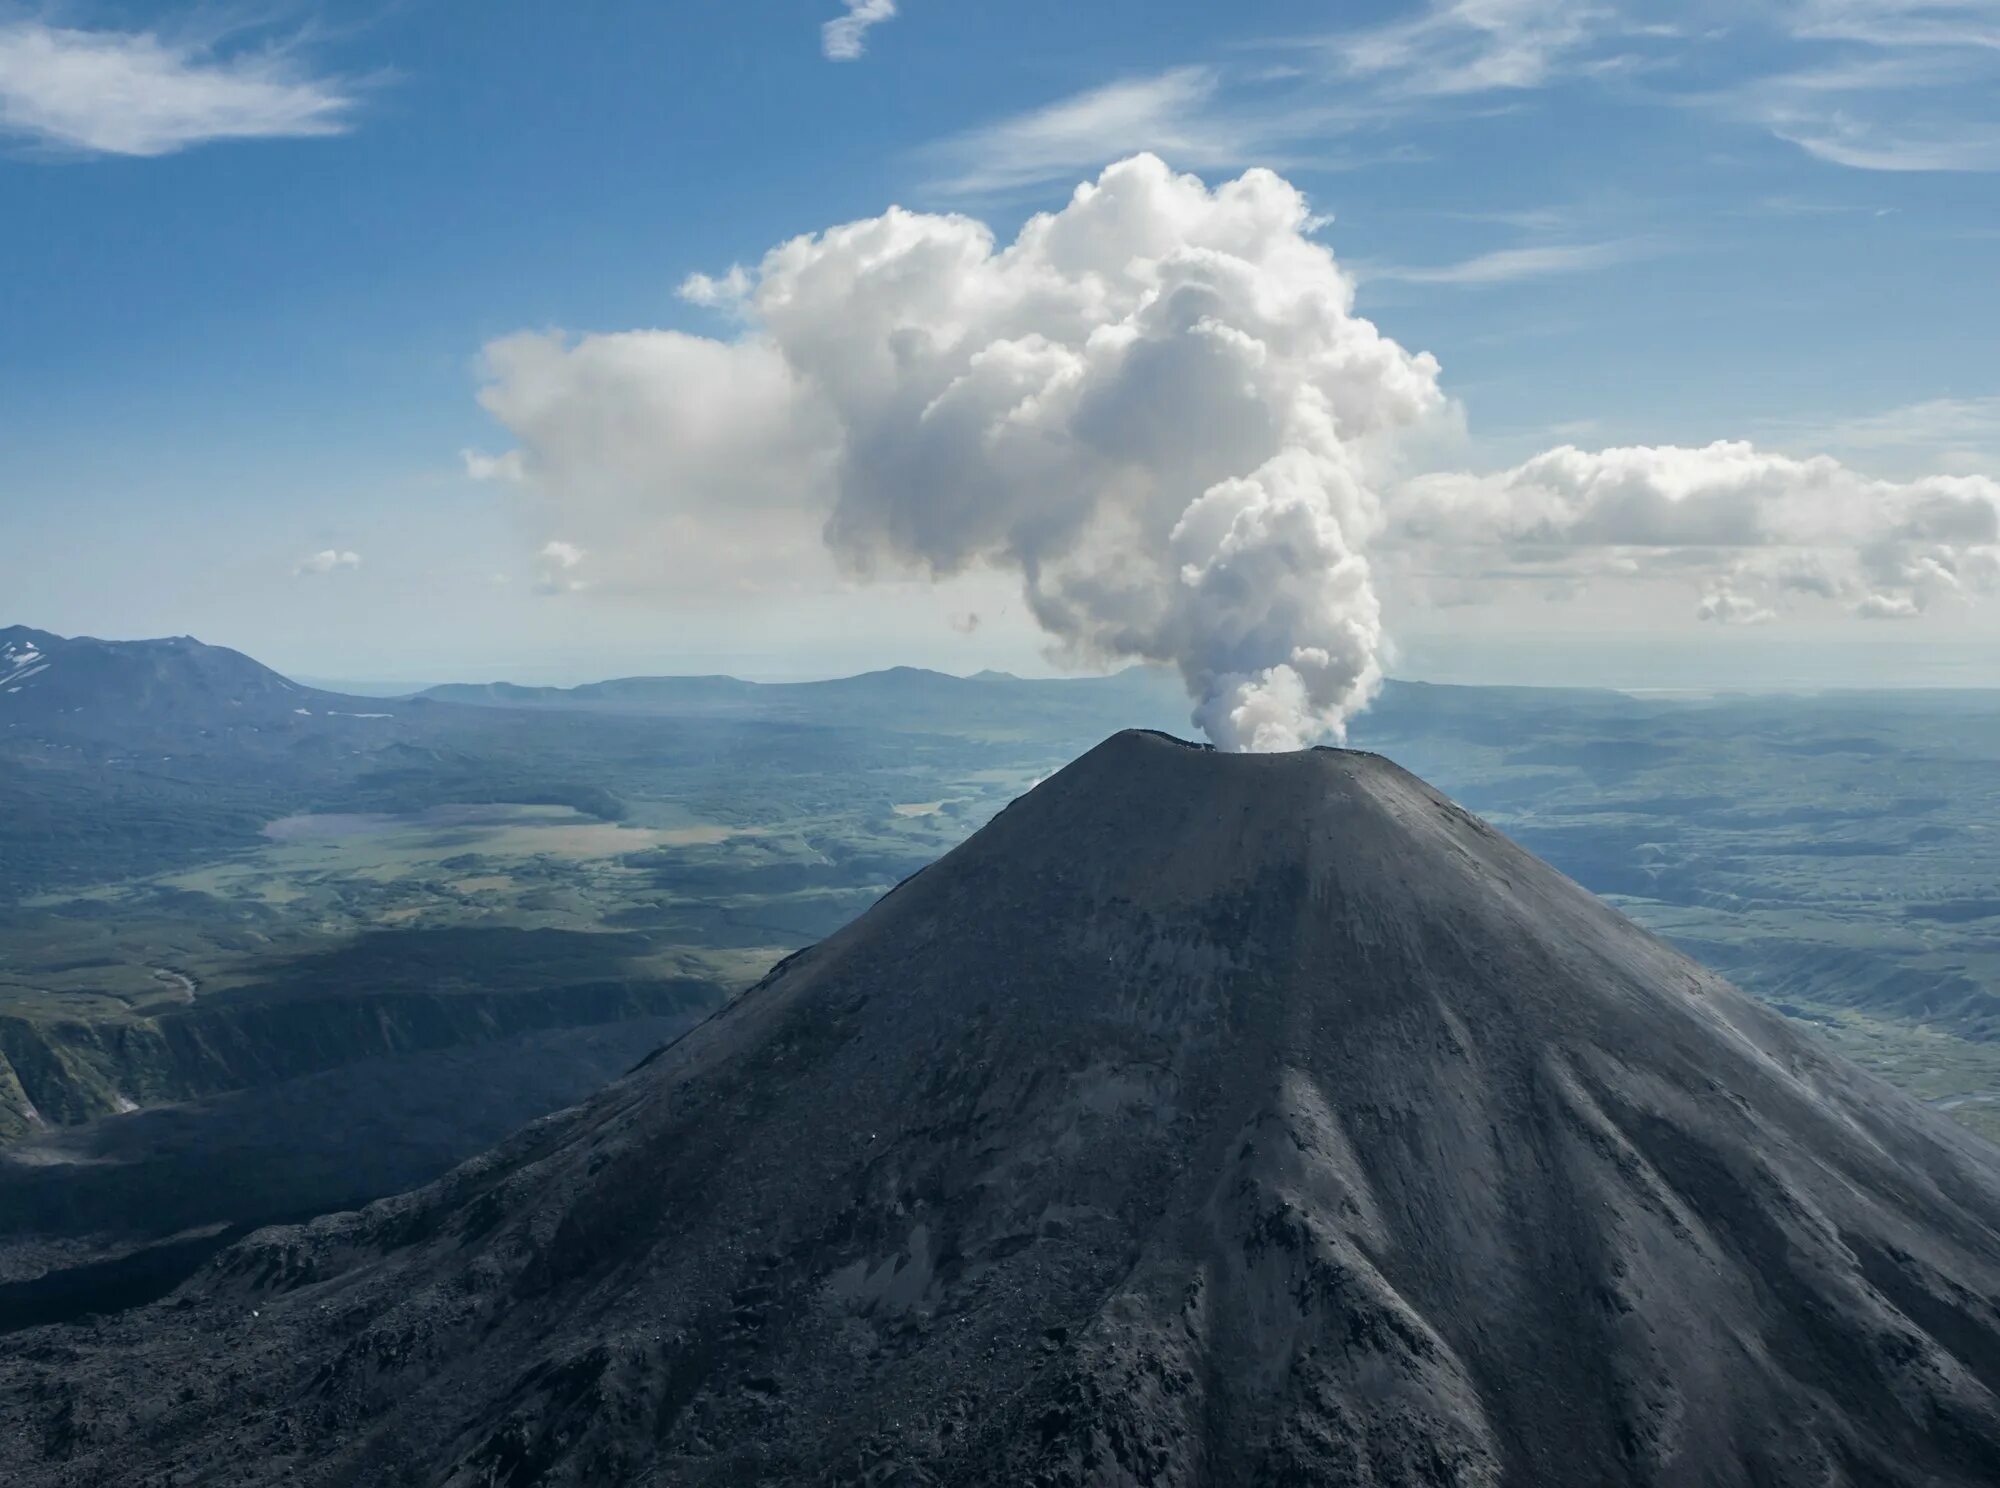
[776,157,1445,748]
[482,156,1444,750]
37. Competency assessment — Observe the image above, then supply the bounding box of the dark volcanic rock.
[6,731,2000,1485]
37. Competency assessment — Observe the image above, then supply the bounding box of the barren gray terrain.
[5,731,2000,1486]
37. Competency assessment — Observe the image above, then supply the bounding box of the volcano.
[7,731,2000,1486]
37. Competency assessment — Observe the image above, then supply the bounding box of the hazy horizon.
[286,633,2000,697]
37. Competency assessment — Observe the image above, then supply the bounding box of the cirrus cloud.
[822,0,896,62]
[930,0,2000,190]
[0,20,358,157]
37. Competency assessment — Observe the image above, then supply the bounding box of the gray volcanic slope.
[8,731,2000,1487]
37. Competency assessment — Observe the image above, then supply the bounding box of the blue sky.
[2,0,1997,694]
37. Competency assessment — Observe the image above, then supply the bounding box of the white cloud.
[533,540,589,595]
[461,448,525,483]
[1324,1,2000,174]
[924,69,1241,196]
[474,154,1447,750]
[1392,440,2000,619]
[1696,587,1778,625]
[923,63,1436,198]
[1790,0,2000,51]
[1369,240,1644,286]
[295,549,361,575]
[0,21,356,157]
[1741,47,2000,170]
[1771,122,2000,172]
[1320,0,1617,98]
[678,264,753,309]
[822,0,897,62]
[936,0,2000,184]
[1760,394,2000,473]
[1857,591,1922,618]
[476,325,839,601]
[1712,9,2000,170]
[1853,395,2000,450]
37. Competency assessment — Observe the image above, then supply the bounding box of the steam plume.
[479,155,1444,749]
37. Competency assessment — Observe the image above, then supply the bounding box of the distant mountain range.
[421,664,1169,708]
[419,663,1201,739]
[2,623,298,711]
[1,626,1189,736]
[2,623,1651,744]
[0,624,409,742]
[417,663,1646,732]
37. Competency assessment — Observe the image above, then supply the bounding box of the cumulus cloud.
[678,264,752,309]
[822,0,896,62]
[475,324,839,600]
[533,540,589,595]
[0,21,356,157]
[461,448,525,483]
[1393,440,2000,619]
[1856,591,1922,619]
[1696,587,1778,626]
[476,154,1446,750]
[295,549,361,575]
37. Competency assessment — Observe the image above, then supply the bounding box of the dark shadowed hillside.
[6,731,1999,1486]
[0,626,338,729]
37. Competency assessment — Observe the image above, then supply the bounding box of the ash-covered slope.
[9,731,2000,1486]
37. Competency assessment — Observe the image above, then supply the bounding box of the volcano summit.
[6,731,2000,1485]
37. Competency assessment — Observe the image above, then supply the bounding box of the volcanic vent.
[8,731,2000,1486]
